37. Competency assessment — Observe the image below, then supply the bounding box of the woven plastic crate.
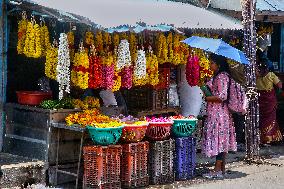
[83,145,122,189]
[175,137,196,180]
[149,139,175,185]
[121,141,149,188]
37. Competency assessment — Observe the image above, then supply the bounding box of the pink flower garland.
[121,66,133,89]
[186,55,200,86]
[102,64,114,90]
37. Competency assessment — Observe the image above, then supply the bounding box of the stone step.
[0,153,45,188]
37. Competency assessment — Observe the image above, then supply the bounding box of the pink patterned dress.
[202,72,237,157]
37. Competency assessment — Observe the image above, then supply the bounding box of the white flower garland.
[134,49,147,79]
[56,33,71,100]
[117,39,132,70]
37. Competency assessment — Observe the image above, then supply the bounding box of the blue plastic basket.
[172,119,198,137]
[87,126,124,146]
[175,137,196,180]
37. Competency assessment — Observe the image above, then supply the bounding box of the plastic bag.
[169,82,179,107]
[99,89,117,107]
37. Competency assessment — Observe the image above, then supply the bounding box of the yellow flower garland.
[167,32,174,63]
[40,25,51,57]
[113,33,120,48]
[17,19,28,54]
[23,21,35,58]
[112,71,122,92]
[103,32,112,50]
[95,31,104,54]
[73,51,89,68]
[102,54,115,66]
[85,31,95,46]
[129,33,137,62]
[33,23,42,58]
[45,46,58,80]
[146,53,159,86]
[67,31,75,62]
[156,33,168,64]
[71,70,89,89]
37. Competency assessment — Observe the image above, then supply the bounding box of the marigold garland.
[33,23,42,58]
[167,32,174,62]
[129,33,137,62]
[40,25,51,56]
[146,52,159,86]
[17,18,28,54]
[112,71,122,92]
[156,33,168,63]
[45,46,58,80]
[113,33,120,48]
[197,50,213,85]
[85,31,95,46]
[95,31,104,54]
[23,21,35,58]
[71,70,89,89]
[103,32,112,50]
[67,31,75,62]
[73,51,89,69]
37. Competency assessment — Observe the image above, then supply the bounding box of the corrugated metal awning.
[14,0,243,30]
[210,0,284,12]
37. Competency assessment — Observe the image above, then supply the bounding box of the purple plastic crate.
[175,137,196,180]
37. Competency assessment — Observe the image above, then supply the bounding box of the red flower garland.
[121,66,133,89]
[89,55,103,89]
[186,55,200,86]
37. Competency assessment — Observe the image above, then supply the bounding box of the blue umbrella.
[182,36,249,65]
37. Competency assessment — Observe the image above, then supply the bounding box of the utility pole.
[241,0,260,160]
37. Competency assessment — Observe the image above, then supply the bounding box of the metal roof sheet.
[210,0,284,12]
[16,0,242,30]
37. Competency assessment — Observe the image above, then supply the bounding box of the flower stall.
[2,0,245,188]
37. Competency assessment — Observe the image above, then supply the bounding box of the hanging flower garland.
[57,33,71,100]
[186,55,200,86]
[17,13,28,55]
[113,33,120,48]
[23,21,35,57]
[156,33,168,63]
[146,49,159,86]
[129,33,137,62]
[89,46,103,89]
[67,31,75,62]
[117,39,132,71]
[102,62,115,90]
[103,32,112,51]
[121,66,132,89]
[112,71,122,92]
[95,31,104,54]
[133,49,147,86]
[40,24,51,57]
[45,46,58,80]
[167,32,174,63]
[33,23,42,58]
[85,31,95,46]
[179,35,190,65]
[197,50,213,85]
[71,43,90,89]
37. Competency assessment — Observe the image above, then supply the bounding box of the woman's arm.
[276,81,282,89]
[205,96,222,103]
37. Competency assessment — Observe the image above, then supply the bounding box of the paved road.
[180,156,284,189]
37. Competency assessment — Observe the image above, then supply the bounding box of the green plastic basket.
[172,119,198,137]
[87,126,124,146]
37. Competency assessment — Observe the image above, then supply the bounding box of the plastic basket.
[175,137,196,180]
[121,124,148,143]
[121,141,149,188]
[83,145,122,189]
[149,139,175,185]
[172,119,198,137]
[87,126,124,146]
[146,122,173,141]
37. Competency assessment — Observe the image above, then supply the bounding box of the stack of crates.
[121,141,149,188]
[83,145,122,189]
[174,137,196,180]
[148,139,175,185]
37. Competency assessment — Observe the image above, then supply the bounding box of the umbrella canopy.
[182,36,249,65]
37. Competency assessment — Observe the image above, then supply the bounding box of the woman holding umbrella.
[256,58,283,144]
[202,54,237,179]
